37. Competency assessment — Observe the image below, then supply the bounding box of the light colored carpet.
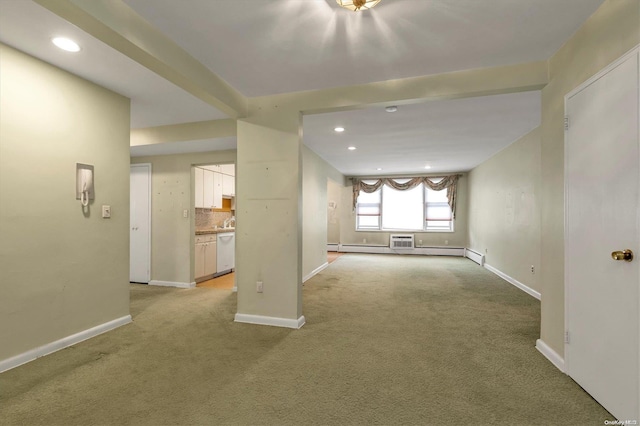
[0,254,612,425]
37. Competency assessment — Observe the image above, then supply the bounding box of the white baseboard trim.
[0,315,132,373]
[234,313,306,329]
[149,280,195,289]
[327,243,339,252]
[465,248,485,266]
[303,262,329,283]
[536,339,566,373]
[484,263,541,300]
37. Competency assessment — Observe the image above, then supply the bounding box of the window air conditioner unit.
[390,234,414,249]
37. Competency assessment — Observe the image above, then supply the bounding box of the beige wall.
[540,0,640,355]
[0,44,131,361]
[338,175,469,247]
[302,146,345,278]
[468,127,541,292]
[131,150,236,285]
[327,178,343,244]
[236,120,303,320]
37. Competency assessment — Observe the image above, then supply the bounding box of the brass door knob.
[611,249,634,262]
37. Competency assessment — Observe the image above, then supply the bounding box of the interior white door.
[565,48,639,421]
[130,164,151,283]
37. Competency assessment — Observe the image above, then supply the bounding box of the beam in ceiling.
[130,119,237,147]
[34,0,247,119]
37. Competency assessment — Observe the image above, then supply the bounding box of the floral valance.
[352,175,461,218]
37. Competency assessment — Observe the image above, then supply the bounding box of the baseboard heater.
[330,244,464,257]
[465,248,485,266]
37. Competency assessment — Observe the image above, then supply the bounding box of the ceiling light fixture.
[424,165,432,170]
[336,0,381,12]
[348,146,357,151]
[376,168,383,171]
[385,106,398,113]
[52,37,81,52]
[334,127,345,133]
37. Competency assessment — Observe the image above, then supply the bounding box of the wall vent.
[390,234,414,249]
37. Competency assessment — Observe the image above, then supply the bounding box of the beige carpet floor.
[0,254,612,425]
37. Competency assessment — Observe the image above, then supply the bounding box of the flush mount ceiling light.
[336,0,381,11]
[52,37,81,52]
[424,165,432,170]
[376,168,383,171]
[385,106,398,113]
[348,146,357,151]
[334,127,345,132]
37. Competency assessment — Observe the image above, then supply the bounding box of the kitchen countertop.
[196,227,235,235]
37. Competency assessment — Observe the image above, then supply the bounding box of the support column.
[234,117,304,328]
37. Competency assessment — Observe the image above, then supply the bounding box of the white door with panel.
[565,48,639,421]
[130,164,151,283]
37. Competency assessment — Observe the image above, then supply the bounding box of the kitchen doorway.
[193,163,236,288]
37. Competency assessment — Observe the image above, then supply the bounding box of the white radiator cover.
[390,234,414,249]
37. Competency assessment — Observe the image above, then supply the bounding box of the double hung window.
[355,179,453,232]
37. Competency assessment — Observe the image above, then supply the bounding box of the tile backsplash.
[196,208,233,230]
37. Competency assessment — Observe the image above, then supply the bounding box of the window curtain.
[352,175,461,218]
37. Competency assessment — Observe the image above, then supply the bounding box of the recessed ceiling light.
[385,106,398,113]
[424,165,432,170]
[334,127,345,133]
[348,146,357,151]
[52,37,81,52]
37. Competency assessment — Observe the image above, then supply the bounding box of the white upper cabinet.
[195,167,204,208]
[222,174,235,197]
[203,169,214,208]
[212,172,223,208]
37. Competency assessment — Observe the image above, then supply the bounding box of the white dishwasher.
[216,232,235,275]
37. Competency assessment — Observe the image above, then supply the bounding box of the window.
[356,181,453,232]
[355,188,381,230]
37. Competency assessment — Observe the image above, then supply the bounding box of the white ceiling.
[0,0,227,129]
[0,0,604,174]
[124,0,603,97]
[303,91,541,175]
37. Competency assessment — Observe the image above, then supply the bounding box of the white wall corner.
[234,313,306,329]
[536,339,566,373]
[149,280,195,289]
[303,262,329,283]
[0,315,132,373]
[483,263,541,300]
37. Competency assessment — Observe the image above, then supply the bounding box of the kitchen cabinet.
[195,167,204,208]
[222,174,235,197]
[195,235,217,282]
[216,232,235,274]
[213,172,223,208]
[196,168,222,209]
[203,169,214,208]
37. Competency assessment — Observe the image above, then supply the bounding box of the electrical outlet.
[183,209,189,218]
[444,240,449,245]
[256,281,263,293]
[418,239,422,246]
[363,238,366,244]
[531,265,535,274]
[101,205,111,218]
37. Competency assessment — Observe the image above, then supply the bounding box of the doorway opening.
[193,163,236,290]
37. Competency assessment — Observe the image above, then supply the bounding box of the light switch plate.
[102,205,111,218]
